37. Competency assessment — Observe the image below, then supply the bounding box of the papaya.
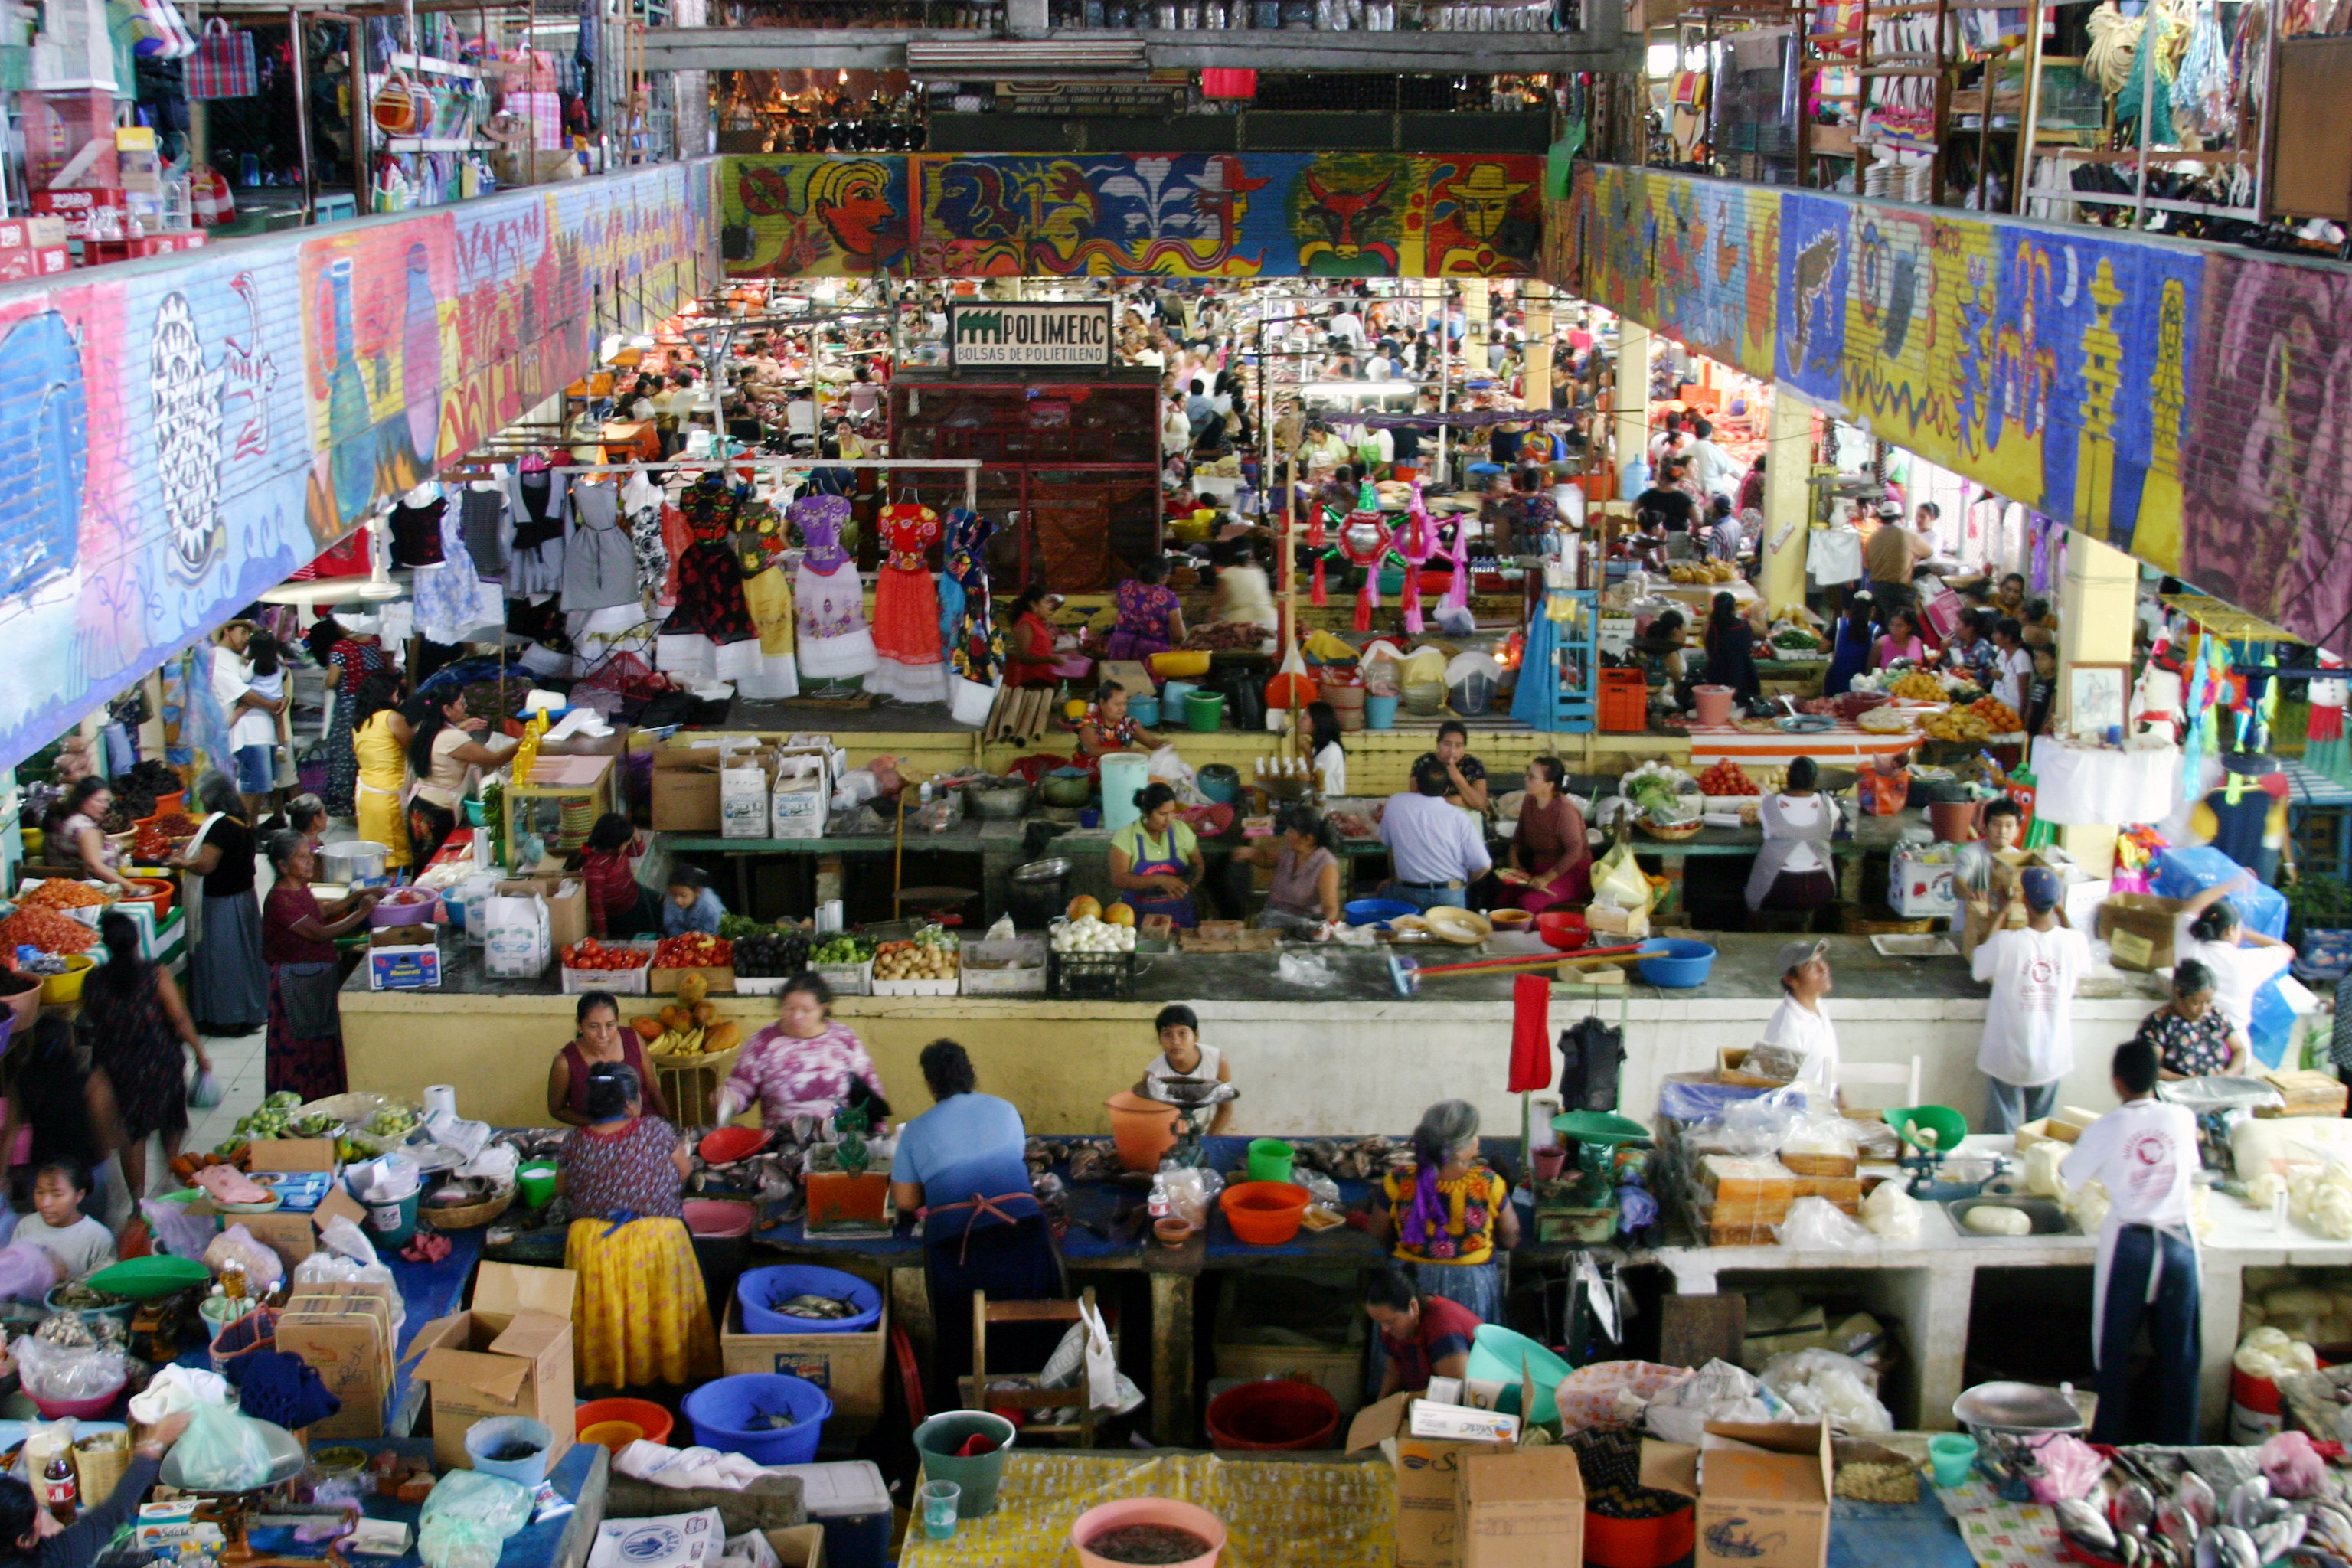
[1068,894,1102,922]
[705,1021,742,1054]
[692,1000,719,1027]
[660,1004,691,1033]
[632,1016,665,1041]
[1102,902,1135,928]
[676,970,710,1007]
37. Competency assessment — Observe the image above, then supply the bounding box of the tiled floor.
[186,1026,270,1152]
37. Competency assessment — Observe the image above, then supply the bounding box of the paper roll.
[423,1085,458,1119]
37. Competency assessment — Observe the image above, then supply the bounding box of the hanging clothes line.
[438,456,983,510]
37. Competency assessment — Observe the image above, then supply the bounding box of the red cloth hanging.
[1508,973,1552,1093]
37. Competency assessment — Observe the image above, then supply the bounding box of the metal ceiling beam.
[639,24,1635,72]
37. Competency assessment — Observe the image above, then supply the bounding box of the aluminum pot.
[970,782,1032,820]
[1039,772,1095,808]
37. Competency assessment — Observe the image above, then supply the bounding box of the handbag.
[186,18,256,96]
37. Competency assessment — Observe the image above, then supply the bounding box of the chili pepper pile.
[0,908,100,952]
[560,939,651,971]
[652,933,732,969]
[18,880,108,910]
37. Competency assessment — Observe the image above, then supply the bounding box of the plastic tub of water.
[576,1397,672,1451]
[737,1265,883,1335]
[1447,673,1496,717]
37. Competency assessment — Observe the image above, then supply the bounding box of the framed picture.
[2064,662,2130,740]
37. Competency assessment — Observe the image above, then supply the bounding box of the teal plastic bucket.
[913,1410,1018,1517]
[1466,1325,1573,1422]
[359,1185,420,1248]
[1364,694,1399,730]
[1246,1138,1294,1184]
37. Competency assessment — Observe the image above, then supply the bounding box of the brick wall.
[0,159,719,776]
[1557,162,2352,651]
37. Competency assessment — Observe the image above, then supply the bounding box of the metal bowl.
[1952,1380,2085,1436]
[1011,857,1073,884]
[969,783,1032,819]
[1040,773,1094,808]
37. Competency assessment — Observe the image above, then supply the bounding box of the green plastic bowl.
[1886,1105,1968,1156]
[1550,1110,1652,1146]
[1466,1325,1574,1423]
[84,1256,211,1301]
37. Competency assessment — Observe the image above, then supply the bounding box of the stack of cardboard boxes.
[650,734,841,840]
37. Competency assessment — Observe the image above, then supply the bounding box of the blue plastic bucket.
[1344,897,1417,928]
[1364,693,1399,730]
[1637,937,1717,988]
[737,1265,884,1336]
[465,1416,554,1485]
[683,1374,831,1465]
[1126,695,1161,728]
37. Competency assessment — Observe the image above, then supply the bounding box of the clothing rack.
[438,456,983,511]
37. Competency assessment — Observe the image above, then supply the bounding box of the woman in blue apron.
[1823,590,1877,697]
[1109,782,1205,929]
[891,1042,1063,1412]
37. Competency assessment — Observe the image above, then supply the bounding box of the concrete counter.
[340,933,2167,1139]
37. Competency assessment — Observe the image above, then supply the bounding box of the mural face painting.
[0,158,717,779]
[722,152,1544,279]
[1562,164,2352,652]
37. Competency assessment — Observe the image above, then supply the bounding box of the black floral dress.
[82,965,188,1142]
[666,481,756,642]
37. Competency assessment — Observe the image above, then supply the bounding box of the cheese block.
[1700,1155,1798,1209]
[1782,1151,1859,1179]
[1792,1175,1863,1209]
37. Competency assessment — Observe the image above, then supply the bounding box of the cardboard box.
[652,743,727,832]
[371,924,434,947]
[544,879,586,952]
[769,775,826,839]
[763,1526,825,1568]
[1347,1391,1544,1568]
[2099,893,2186,973]
[367,943,441,991]
[721,762,771,841]
[1640,1423,1834,1568]
[410,1262,577,1472]
[198,1138,364,1270]
[1461,1448,1584,1568]
[720,1300,887,1432]
[276,1280,397,1438]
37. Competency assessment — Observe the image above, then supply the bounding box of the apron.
[925,1189,1047,1266]
[1125,828,1198,929]
[276,961,343,1038]
[2088,1099,2200,1369]
[1743,793,1835,911]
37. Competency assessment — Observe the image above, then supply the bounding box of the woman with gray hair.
[260,794,328,851]
[1373,1098,1517,1323]
[172,770,268,1037]
[259,831,381,1097]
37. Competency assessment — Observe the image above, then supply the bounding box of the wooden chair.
[959,1289,1110,1448]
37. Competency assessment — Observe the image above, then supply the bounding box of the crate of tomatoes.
[559,938,655,995]
[650,931,734,995]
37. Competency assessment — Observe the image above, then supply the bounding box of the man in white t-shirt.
[1681,416,1740,498]
[1759,939,1839,1086]
[1328,306,1366,351]
[1971,867,2090,1131]
[2061,1038,2200,1444]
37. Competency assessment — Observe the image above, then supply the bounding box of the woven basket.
[421,1187,514,1230]
[1839,906,1936,936]
[1638,819,1704,841]
[73,1431,130,1506]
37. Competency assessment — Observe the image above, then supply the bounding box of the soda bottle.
[42,1452,77,1524]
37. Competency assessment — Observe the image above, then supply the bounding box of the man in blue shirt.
[1378,757,1494,911]
[890,1040,1060,1409]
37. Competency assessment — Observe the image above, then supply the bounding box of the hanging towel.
[1509,972,1553,1093]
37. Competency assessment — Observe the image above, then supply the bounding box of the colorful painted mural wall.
[1557,163,2352,651]
[0,158,719,776]
[721,152,1546,278]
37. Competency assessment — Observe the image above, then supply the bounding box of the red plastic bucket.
[1583,1504,1696,1568]
[1204,1378,1338,1451]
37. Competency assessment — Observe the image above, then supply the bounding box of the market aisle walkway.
[187,1027,266,1152]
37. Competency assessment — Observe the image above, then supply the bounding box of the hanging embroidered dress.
[792,495,878,681]
[667,475,757,643]
[869,501,949,704]
[942,508,1004,687]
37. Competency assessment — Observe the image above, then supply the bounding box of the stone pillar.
[2052,531,2140,874]
[1759,386,1815,617]
[1613,317,1650,492]
[1522,281,1553,416]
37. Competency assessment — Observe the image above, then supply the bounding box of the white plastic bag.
[204,1223,284,1292]
[1775,1197,1876,1250]
[1861,1181,1922,1241]
[1645,1358,1786,1446]
[483,890,549,978]
[1760,1348,1893,1433]
[420,1471,538,1568]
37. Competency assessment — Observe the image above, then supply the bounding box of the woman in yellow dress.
[348,673,413,869]
[557,1062,717,1387]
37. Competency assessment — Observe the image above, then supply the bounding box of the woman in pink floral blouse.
[715,972,890,1130]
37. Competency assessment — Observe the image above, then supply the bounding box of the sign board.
[949,302,1115,371]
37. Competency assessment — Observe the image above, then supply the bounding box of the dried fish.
[2114,1481,2157,1539]
[2214,1524,2260,1568]
[2177,1472,2220,1535]
[2058,1499,2118,1557]
[773,1293,860,1321]
[2223,1477,2269,1531]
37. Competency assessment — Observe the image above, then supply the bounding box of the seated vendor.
[720,972,889,1130]
[1234,805,1341,930]
[890,1040,1057,1412]
[15,1161,113,1280]
[662,864,726,936]
[1002,586,1067,689]
[1631,609,1690,685]
[1138,1004,1234,1135]
[1109,783,1207,928]
[548,989,669,1129]
[1208,541,1276,632]
[1412,721,1490,812]
[1498,757,1589,913]
[0,1410,191,1568]
[1107,559,1185,662]
[1375,1099,1514,1321]
[1367,1267,1481,1399]
[1079,681,1163,762]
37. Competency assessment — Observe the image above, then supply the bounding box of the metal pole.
[2131,25,2156,229]
[2251,0,2280,220]
[2012,1,2045,215]
[291,8,316,220]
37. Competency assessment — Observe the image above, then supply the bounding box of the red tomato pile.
[652,933,733,968]
[560,939,650,971]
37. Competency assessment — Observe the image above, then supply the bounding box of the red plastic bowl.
[698,1126,769,1165]
[576,1397,673,1451]
[1537,910,1592,951]
[1206,1377,1339,1450]
[683,1199,754,1239]
[1219,1181,1311,1246]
